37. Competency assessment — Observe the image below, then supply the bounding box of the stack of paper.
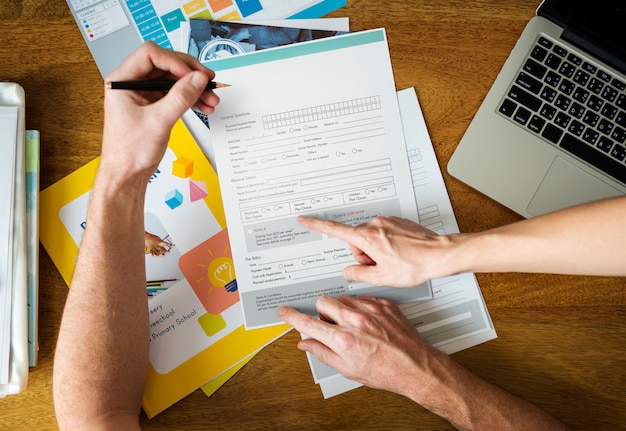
[193,27,497,398]
[0,82,38,398]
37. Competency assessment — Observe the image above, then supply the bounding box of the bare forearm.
[407,352,570,431]
[54,171,150,430]
[53,41,220,430]
[452,196,626,277]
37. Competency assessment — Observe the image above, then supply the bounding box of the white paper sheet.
[179,18,351,171]
[0,106,18,385]
[206,30,433,328]
[315,88,497,398]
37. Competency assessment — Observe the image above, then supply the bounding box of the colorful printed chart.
[66,0,346,79]
[128,0,346,49]
[70,0,346,47]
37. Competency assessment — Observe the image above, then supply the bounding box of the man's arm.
[298,195,626,287]
[53,170,151,431]
[53,42,219,430]
[279,296,571,431]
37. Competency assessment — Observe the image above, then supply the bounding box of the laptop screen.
[539,0,626,73]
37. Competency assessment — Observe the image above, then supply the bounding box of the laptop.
[448,0,626,218]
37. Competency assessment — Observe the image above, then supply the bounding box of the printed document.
[207,30,432,328]
[314,88,497,398]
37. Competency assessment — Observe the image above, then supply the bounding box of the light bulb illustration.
[208,257,238,293]
[179,229,239,315]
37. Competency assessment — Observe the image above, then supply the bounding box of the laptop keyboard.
[498,35,626,184]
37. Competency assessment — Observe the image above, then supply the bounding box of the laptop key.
[582,111,599,127]
[540,104,556,120]
[572,70,590,86]
[558,62,576,78]
[597,70,612,83]
[572,87,589,104]
[523,59,547,79]
[513,106,531,125]
[544,70,561,87]
[567,53,582,66]
[545,53,562,70]
[499,99,517,117]
[597,136,614,152]
[516,72,543,94]
[587,95,603,111]
[552,45,567,57]
[597,118,614,135]
[508,85,542,111]
[541,123,563,144]
[568,102,585,119]
[540,87,557,102]
[612,78,626,92]
[554,112,571,128]
[582,129,599,145]
[610,145,626,161]
[568,120,585,136]
[558,79,575,95]
[611,127,626,144]
[588,78,604,94]
[582,62,597,74]
[616,94,626,109]
[560,134,626,184]
[528,115,545,133]
[601,86,618,102]
[530,45,548,62]
[554,94,571,111]
[601,103,618,120]
[537,37,552,49]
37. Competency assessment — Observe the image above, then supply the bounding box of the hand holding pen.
[101,41,221,181]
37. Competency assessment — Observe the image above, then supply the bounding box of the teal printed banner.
[289,0,347,19]
[203,29,386,71]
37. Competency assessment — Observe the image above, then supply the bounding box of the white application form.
[206,30,432,328]
[315,88,497,398]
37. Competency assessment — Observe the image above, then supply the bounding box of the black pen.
[105,80,230,91]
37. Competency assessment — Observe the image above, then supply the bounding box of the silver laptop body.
[448,0,626,217]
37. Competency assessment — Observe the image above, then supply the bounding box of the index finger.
[278,305,336,341]
[298,215,362,245]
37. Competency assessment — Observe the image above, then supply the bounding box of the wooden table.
[1,1,624,429]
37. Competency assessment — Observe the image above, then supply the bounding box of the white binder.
[0,82,29,397]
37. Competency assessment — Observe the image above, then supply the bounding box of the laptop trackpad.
[527,156,622,216]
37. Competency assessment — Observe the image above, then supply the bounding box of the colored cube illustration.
[172,156,194,178]
[164,189,183,209]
